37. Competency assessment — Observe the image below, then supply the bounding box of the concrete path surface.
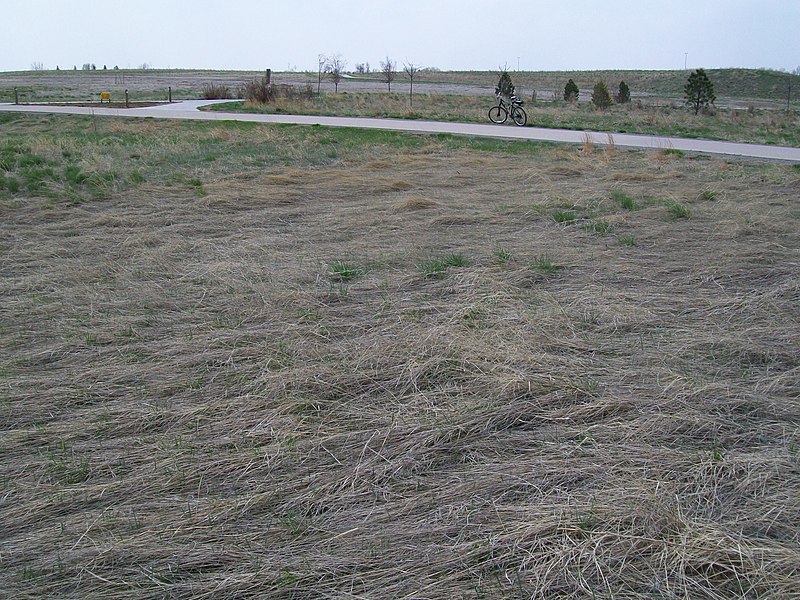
[2,100,799,162]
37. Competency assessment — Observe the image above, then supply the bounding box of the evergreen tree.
[684,69,716,115]
[616,80,631,104]
[591,81,613,109]
[564,79,579,102]
[496,70,515,98]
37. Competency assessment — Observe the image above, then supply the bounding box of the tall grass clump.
[201,83,232,100]
[667,200,691,218]
[243,79,313,104]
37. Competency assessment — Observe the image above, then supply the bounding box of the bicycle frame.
[489,93,527,126]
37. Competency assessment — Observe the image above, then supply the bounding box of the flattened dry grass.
[1,115,799,599]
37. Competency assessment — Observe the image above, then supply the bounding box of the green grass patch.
[531,254,562,274]
[552,209,576,223]
[666,201,691,219]
[583,220,612,236]
[612,190,640,211]
[699,190,717,200]
[64,165,88,184]
[328,261,364,282]
[419,253,469,278]
[619,235,638,246]
[492,247,512,264]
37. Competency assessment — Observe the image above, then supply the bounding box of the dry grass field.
[1,113,799,598]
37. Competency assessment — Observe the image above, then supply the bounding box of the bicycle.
[488,93,527,126]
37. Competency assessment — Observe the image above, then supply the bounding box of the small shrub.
[243,80,313,104]
[495,70,515,98]
[564,79,579,102]
[201,83,231,100]
[616,81,631,104]
[243,77,273,103]
[6,176,20,193]
[619,235,637,246]
[591,81,613,109]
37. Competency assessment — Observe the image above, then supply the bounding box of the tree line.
[316,54,422,105]
[496,69,715,114]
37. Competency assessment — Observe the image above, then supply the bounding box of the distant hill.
[417,68,799,102]
[1,67,797,105]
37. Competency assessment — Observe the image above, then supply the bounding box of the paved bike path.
[2,100,799,162]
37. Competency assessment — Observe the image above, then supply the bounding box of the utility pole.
[684,53,688,70]
[517,57,520,71]
[789,76,792,111]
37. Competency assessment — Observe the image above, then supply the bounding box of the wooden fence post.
[266,69,271,84]
[14,87,19,105]
[168,86,172,103]
[125,89,129,108]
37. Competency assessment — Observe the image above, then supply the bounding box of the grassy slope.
[414,68,800,101]
[1,113,800,598]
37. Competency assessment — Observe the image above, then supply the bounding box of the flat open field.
[1,112,799,598]
[3,67,799,107]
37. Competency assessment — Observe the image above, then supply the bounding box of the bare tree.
[380,57,396,92]
[404,61,420,107]
[317,54,330,95]
[30,62,44,71]
[329,55,347,93]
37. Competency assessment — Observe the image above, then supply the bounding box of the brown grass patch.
[394,195,438,211]
[547,166,583,177]
[366,160,392,169]
[387,179,413,191]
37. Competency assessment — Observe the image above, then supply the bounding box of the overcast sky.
[2,0,798,72]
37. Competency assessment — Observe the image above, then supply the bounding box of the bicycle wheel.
[488,105,507,124]
[511,106,527,126]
